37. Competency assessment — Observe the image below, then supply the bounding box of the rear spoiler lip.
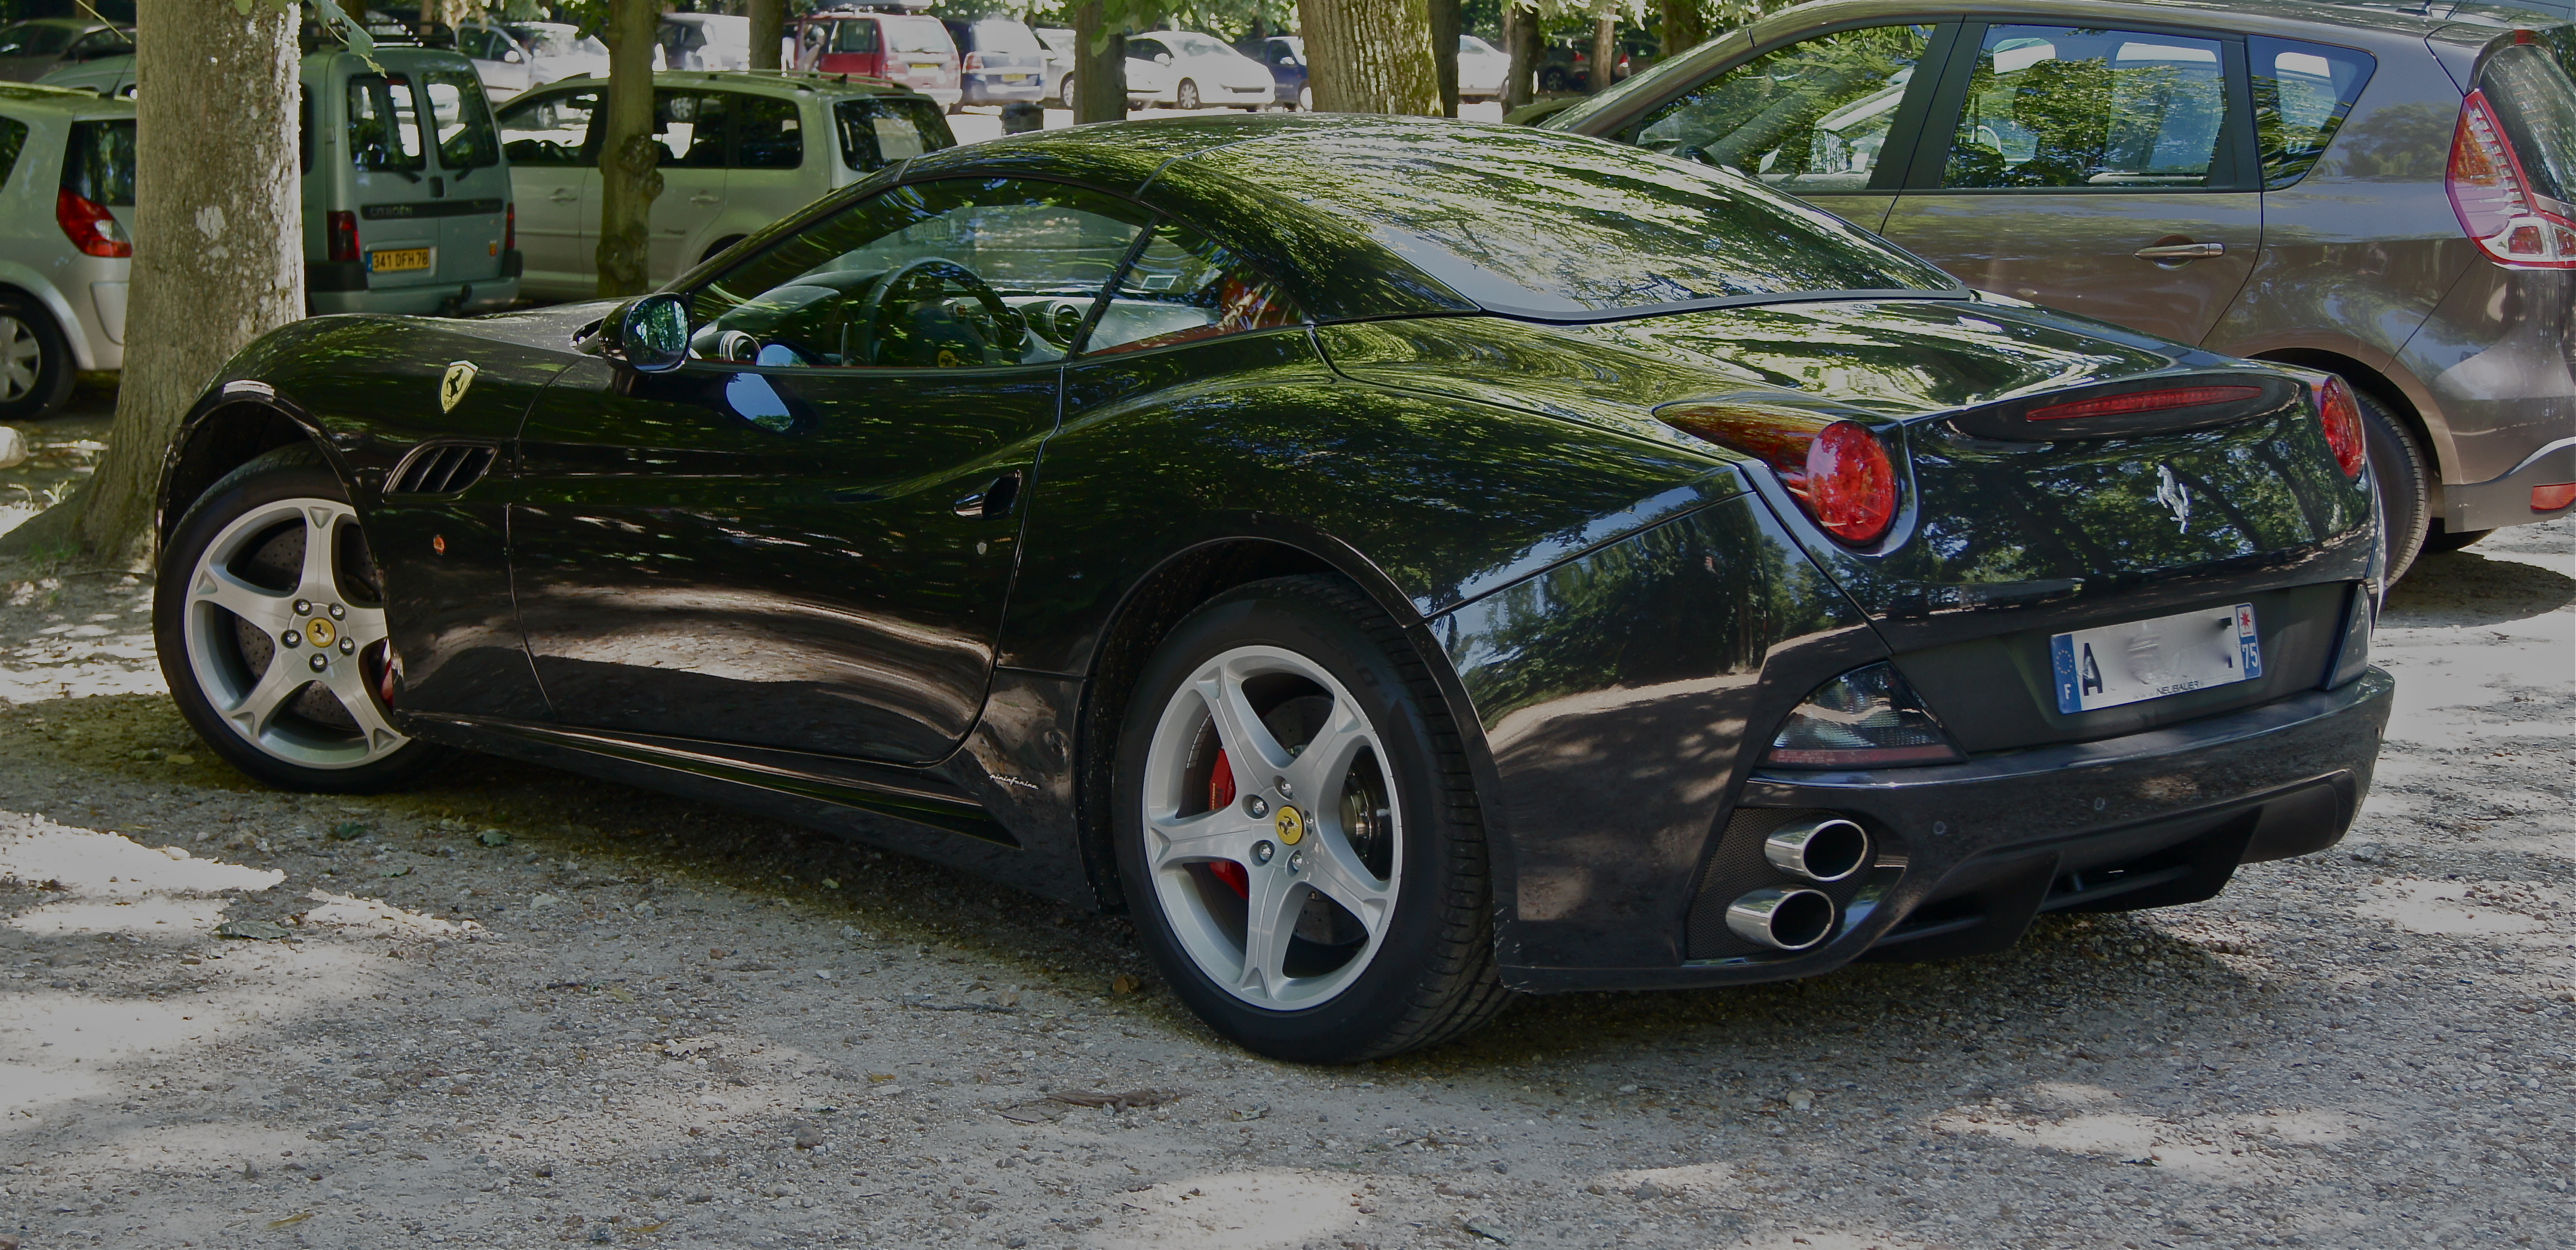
[1942,370,2305,442]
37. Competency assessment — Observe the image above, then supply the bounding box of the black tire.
[1538,66,1569,92]
[2350,382,2432,584]
[0,291,77,422]
[2421,523,2492,554]
[1175,78,1201,111]
[155,446,451,793]
[1113,575,1508,1063]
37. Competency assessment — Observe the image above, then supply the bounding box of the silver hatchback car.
[1543,0,2576,574]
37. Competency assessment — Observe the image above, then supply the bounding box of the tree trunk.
[1296,0,1439,115]
[1659,0,1706,57]
[3,0,305,567]
[1071,0,1128,125]
[1590,13,1616,93]
[748,0,785,71]
[596,0,663,299]
[1429,0,1460,117]
[1503,4,1536,109]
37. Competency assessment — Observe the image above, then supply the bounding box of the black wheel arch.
[157,387,342,547]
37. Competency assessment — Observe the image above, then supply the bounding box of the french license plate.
[369,247,432,274]
[1003,73,1034,82]
[909,63,941,74]
[2051,603,2260,714]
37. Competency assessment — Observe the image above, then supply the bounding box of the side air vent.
[387,443,497,495]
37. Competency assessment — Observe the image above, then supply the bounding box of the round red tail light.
[1805,421,1897,544]
[2313,376,2367,479]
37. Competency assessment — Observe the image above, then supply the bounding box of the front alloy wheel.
[1115,577,1508,1062]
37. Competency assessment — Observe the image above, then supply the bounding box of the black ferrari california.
[155,116,2390,1062]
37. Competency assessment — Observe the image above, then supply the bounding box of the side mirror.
[504,48,523,63]
[1154,52,1171,64]
[611,293,690,373]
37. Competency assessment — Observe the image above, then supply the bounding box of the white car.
[458,22,609,99]
[492,71,956,299]
[0,84,127,419]
[1127,30,1272,111]
[1034,26,1172,111]
[1457,35,1507,103]
[657,14,752,72]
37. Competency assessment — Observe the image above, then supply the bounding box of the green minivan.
[39,27,519,315]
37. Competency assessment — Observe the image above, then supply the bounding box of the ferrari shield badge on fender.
[439,361,479,412]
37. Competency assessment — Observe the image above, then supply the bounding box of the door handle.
[2133,241,2225,261]
[548,188,577,203]
[690,192,722,204]
[952,470,1023,519]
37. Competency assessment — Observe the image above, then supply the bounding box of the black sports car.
[155,116,2390,1062]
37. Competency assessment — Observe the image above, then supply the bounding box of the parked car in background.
[1033,24,1171,111]
[36,36,519,317]
[658,13,751,72]
[1457,34,1507,103]
[794,6,961,108]
[1248,33,1307,109]
[0,17,125,84]
[492,70,953,298]
[1542,0,2576,572]
[944,17,1046,108]
[457,20,608,99]
[1127,29,1273,111]
[0,82,126,418]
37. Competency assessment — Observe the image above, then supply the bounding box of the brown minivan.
[1540,0,2576,578]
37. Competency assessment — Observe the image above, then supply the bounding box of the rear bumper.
[310,275,521,317]
[960,74,1045,103]
[1498,668,2393,992]
[2445,436,2576,530]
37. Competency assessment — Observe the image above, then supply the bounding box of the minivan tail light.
[1658,405,1898,545]
[504,202,516,253]
[961,50,985,70]
[2311,375,2368,478]
[56,186,131,258]
[326,209,360,264]
[2446,88,2576,268]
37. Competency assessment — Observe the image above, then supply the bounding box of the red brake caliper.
[1207,749,1249,898]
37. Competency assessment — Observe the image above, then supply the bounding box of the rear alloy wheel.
[1175,78,1202,110]
[156,448,447,792]
[1060,76,1076,108]
[1114,577,1507,1062]
[0,296,75,421]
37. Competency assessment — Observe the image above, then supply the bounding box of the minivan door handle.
[548,188,578,203]
[690,192,722,204]
[2134,241,2225,261]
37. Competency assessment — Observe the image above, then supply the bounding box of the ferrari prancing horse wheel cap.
[1273,805,1305,846]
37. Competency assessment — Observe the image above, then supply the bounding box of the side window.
[731,93,802,170]
[496,88,602,168]
[1086,225,1302,356]
[1942,26,2229,189]
[421,69,499,170]
[687,178,1148,370]
[0,114,27,189]
[348,75,428,173]
[2249,37,2375,189]
[1629,24,1933,192]
[834,97,954,170]
[61,118,134,207]
[833,19,880,54]
[657,88,730,168]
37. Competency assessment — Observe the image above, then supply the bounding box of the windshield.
[1195,127,1958,318]
[509,24,604,59]
[886,16,949,54]
[1167,32,1235,59]
[1539,41,1729,133]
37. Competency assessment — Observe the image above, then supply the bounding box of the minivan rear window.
[348,74,428,173]
[2250,36,2375,189]
[835,97,955,170]
[62,118,134,206]
[420,69,500,170]
[885,16,950,55]
[2478,42,2576,205]
[967,20,1040,53]
[831,19,878,53]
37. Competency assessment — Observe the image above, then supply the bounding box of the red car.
[793,6,960,109]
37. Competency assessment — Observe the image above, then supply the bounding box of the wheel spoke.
[1282,693,1372,805]
[191,565,296,636]
[1301,834,1395,940]
[338,602,390,649]
[297,506,343,602]
[223,653,310,737]
[1235,866,1301,998]
[1146,806,1264,874]
[1194,665,1292,776]
[321,664,405,755]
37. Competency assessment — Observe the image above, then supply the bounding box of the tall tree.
[1658,0,1704,56]
[1297,0,1438,114]
[748,0,785,71]
[595,0,662,298]
[1071,0,1129,125]
[1428,0,1459,117]
[1,0,307,566]
[1502,1,1535,108]
[1588,5,1614,93]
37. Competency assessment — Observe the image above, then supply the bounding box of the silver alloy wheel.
[1142,644,1402,1010]
[181,497,406,770]
[0,315,38,402]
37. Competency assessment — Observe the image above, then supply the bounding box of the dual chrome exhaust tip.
[1725,817,1873,951]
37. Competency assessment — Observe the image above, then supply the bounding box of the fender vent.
[387,443,496,495]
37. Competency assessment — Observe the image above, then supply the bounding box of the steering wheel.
[850,257,1022,367]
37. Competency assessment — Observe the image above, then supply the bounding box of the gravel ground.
[1,400,2568,1250]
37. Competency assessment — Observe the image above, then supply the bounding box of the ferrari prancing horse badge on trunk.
[440,361,477,412]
